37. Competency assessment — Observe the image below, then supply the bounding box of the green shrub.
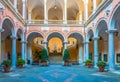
[2,60,11,67]
[17,58,25,65]
[41,48,48,62]
[63,49,70,61]
[85,59,93,64]
[97,61,107,67]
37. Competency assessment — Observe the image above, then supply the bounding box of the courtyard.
[0,65,120,82]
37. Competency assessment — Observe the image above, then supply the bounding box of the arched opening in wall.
[87,29,94,61]
[110,5,120,64]
[48,1,63,20]
[27,32,44,64]
[47,32,64,64]
[96,20,108,62]
[16,29,23,59]
[1,18,15,62]
[67,1,79,20]
[67,32,84,64]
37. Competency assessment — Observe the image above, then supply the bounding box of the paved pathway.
[0,65,120,82]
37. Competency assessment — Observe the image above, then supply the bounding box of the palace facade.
[0,0,120,70]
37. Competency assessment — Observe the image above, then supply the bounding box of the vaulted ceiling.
[9,0,103,20]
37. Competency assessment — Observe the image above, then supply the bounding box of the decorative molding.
[87,0,113,25]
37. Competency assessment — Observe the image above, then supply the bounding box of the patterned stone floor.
[0,65,120,82]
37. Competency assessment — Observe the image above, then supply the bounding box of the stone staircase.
[49,55,63,65]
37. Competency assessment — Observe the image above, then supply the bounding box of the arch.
[67,31,84,45]
[1,17,15,37]
[16,28,24,41]
[95,18,108,37]
[67,31,84,41]
[109,4,120,29]
[46,31,65,42]
[86,28,94,41]
[27,31,44,44]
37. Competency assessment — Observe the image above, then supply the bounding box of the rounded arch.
[67,31,84,40]
[27,31,44,44]
[1,17,15,39]
[86,28,94,41]
[16,28,24,41]
[1,17,15,36]
[95,18,108,37]
[109,4,120,30]
[67,31,84,45]
[46,31,65,42]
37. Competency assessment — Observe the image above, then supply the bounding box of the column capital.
[63,41,69,44]
[0,28,4,32]
[11,36,17,39]
[42,41,48,44]
[93,37,99,40]
[21,40,27,43]
[84,41,89,44]
[107,29,117,33]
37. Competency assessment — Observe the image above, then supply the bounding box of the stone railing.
[27,20,84,27]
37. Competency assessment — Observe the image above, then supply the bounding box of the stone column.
[22,0,26,20]
[79,12,82,24]
[78,43,83,63]
[63,0,67,24]
[44,0,48,24]
[28,12,32,23]
[84,41,89,60]
[93,0,96,13]
[28,44,32,64]
[108,29,116,70]
[44,42,48,49]
[0,28,4,64]
[84,0,88,21]
[93,37,99,67]
[24,41,27,64]
[64,41,68,49]
[11,36,17,68]
[14,0,17,10]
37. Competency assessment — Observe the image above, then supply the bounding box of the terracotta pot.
[42,61,47,66]
[18,64,23,68]
[64,61,69,66]
[4,66,10,72]
[87,63,92,68]
[99,66,105,72]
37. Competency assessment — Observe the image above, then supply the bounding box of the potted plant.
[63,49,70,66]
[17,58,25,68]
[41,48,48,66]
[97,61,107,72]
[2,60,11,72]
[85,59,93,68]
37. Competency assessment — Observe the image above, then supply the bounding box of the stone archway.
[46,32,65,64]
[1,17,16,67]
[27,32,44,64]
[67,32,84,64]
[96,19,108,61]
[87,29,94,61]
[94,19,108,67]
